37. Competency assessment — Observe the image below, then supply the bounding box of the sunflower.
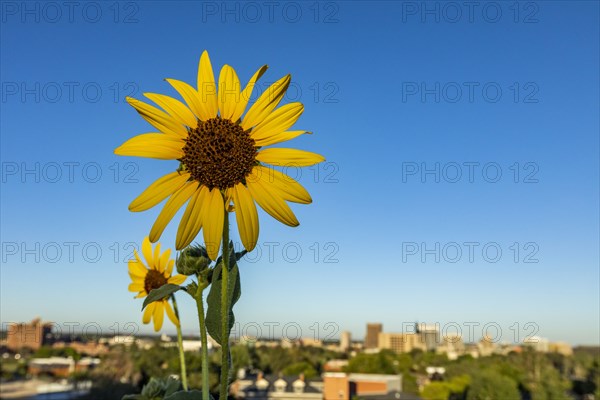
[128,237,187,331]
[115,51,324,259]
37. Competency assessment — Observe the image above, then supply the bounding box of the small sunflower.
[128,237,187,331]
[115,51,324,259]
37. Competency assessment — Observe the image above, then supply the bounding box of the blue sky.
[1,1,598,346]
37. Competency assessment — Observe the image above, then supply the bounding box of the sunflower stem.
[171,295,188,391]
[194,284,210,400]
[220,210,231,400]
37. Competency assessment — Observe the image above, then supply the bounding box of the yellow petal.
[133,249,144,266]
[142,302,155,324]
[115,133,184,160]
[233,183,259,252]
[165,300,179,327]
[129,171,191,212]
[142,237,154,267]
[152,242,161,270]
[153,301,165,331]
[247,169,299,227]
[135,291,147,299]
[197,51,218,120]
[176,186,207,250]
[126,97,187,138]
[149,182,198,243]
[168,274,187,285]
[128,260,147,277]
[251,103,304,143]
[165,259,175,276]
[253,130,311,147]
[241,75,291,130]
[223,187,234,212]
[231,65,268,122]
[218,65,242,120]
[144,93,198,128]
[202,188,224,260]
[256,148,325,167]
[158,248,172,273]
[128,282,144,292]
[253,166,311,204]
[128,272,143,282]
[165,78,205,122]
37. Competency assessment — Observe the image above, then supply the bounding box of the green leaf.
[142,284,181,311]
[205,247,242,345]
[163,377,183,396]
[122,377,182,400]
[213,241,246,279]
[164,390,205,400]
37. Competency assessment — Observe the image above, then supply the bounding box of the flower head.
[128,237,187,331]
[115,51,324,259]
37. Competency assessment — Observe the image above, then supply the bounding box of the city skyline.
[1,317,595,348]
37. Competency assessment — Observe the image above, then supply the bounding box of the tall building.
[365,323,382,349]
[416,323,440,351]
[6,318,53,351]
[340,331,351,352]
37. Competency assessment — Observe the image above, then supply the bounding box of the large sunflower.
[128,237,187,331]
[115,51,324,259]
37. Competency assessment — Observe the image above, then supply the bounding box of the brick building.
[6,318,53,351]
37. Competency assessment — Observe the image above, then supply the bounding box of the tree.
[344,351,396,374]
[283,361,318,379]
[466,370,520,400]
[421,382,451,400]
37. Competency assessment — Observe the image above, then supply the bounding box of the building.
[477,334,498,357]
[365,323,382,349]
[6,318,53,351]
[323,373,402,400]
[323,359,349,372]
[299,338,323,348]
[416,323,440,351]
[523,336,549,353]
[548,341,573,356]
[436,334,465,360]
[378,332,426,354]
[28,356,100,378]
[52,341,108,356]
[339,331,351,352]
[232,372,323,400]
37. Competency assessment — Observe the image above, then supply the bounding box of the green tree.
[283,361,317,379]
[344,351,396,374]
[466,370,520,400]
[421,382,451,400]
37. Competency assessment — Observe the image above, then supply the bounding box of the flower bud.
[176,244,210,275]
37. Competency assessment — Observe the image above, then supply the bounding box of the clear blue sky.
[1,1,598,346]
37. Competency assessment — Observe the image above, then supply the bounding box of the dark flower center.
[144,270,168,293]
[181,117,257,190]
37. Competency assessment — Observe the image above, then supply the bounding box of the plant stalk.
[194,285,210,400]
[171,295,188,391]
[219,210,230,400]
